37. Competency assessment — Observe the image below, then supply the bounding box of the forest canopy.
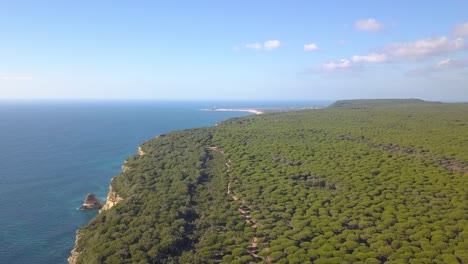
[73,100,468,264]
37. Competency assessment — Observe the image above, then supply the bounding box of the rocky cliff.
[138,145,145,156]
[67,230,81,264]
[121,160,130,172]
[68,144,143,263]
[99,182,123,213]
[69,179,124,263]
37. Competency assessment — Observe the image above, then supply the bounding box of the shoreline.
[200,106,325,115]
[200,108,264,115]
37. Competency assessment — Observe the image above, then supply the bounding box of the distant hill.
[329,99,441,109]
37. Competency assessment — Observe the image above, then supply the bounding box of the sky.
[1,0,468,101]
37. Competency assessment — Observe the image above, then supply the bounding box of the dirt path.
[208,146,265,261]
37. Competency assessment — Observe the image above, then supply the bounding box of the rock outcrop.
[79,193,102,210]
[99,183,123,213]
[121,164,130,172]
[122,160,130,172]
[138,146,145,156]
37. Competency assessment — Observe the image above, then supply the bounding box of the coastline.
[66,107,313,263]
[98,180,123,213]
[200,108,264,115]
[69,181,124,264]
[68,152,131,263]
[67,230,81,264]
[200,105,325,115]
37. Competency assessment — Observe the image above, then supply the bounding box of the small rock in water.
[79,193,103,210]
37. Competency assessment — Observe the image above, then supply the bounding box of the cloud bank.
[385,37,465,60]
[407,58,468,76]
[316,22,468,73]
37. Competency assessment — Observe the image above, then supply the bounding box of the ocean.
[0,100,330,264]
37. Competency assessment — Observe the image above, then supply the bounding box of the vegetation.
[74,100,468,263]
[329,99,440,109]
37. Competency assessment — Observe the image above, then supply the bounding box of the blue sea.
[0,100,330,264]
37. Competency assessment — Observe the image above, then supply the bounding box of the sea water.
[0,100,330,264]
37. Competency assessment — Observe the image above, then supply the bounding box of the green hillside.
[72,101,468,264]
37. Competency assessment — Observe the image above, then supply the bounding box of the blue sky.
[1,0,468,101]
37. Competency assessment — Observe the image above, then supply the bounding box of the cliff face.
[99,183,123,213]
[69,183,124,264]
[138,146,145,156]
[67,230,81,264]
[121,164,130,172]
[122,160,130,172]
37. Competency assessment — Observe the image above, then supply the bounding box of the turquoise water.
[0,100,330,264]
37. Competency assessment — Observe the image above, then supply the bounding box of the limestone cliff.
[121,164,130,172]
[69,143,143,263]
[138,145,145,156]
[69,181,123,263]
[99,182,123,213]
[121,160,130,172]
[67,230,81,264]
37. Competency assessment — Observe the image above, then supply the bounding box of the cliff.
[69,103,468,263]
[69,176,124,264]
[99,182,123,213]
[121,160,130,172]
[69,183,123,264]
[138,146,145,156]
[67,230,81,264]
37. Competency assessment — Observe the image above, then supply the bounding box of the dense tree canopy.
[74,100,468,263]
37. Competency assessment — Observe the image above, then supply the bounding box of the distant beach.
[201,108,264,115]
[201,105,325,115]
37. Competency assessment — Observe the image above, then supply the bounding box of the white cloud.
[435,58,467,69]
[453,22,468,37]
[244,40,281,51]
[322,59,353,71]
[319,53,387,72]
[385,36,466,60]
[355,18,384,32]
[406,58,468,76]
[351,53,388,63]
[304,43,318,51]
[313,23,468,75]
[245,42,262,50]
[264,40,281,50]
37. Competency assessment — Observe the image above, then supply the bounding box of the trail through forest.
[209,146,268,262]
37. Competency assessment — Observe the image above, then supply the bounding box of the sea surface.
[0,100,330,264]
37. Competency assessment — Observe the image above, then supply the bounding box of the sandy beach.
[201,108,264,115]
